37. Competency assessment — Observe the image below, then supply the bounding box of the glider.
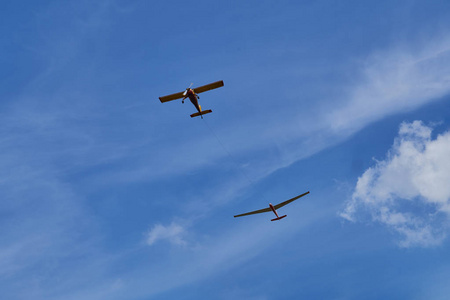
[234,191,310,221]
[159,80,224,118]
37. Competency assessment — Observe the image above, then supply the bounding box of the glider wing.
[234,206,272,218]
[193,80,224,94]
[273,191,310,210]
[159,91,185,103]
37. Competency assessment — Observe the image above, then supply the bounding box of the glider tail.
[271,215,287,221]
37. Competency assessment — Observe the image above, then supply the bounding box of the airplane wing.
[273,191,310,210]
[193,80,224,94]
[159,91,185,103]
[234,206,272,218]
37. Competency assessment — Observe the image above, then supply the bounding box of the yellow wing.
[159,80,223,103]
[192,80,224,94]
[159,91,185,103]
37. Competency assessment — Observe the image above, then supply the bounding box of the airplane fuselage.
[185,89,202,113]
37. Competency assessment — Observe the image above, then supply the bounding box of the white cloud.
[146,222,187,246]
[342,121,450,247]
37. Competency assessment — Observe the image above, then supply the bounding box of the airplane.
[159,80,224,118]
[234,191,310,221]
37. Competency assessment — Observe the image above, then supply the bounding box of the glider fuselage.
[233,191,309,221]
[269,203,287,221]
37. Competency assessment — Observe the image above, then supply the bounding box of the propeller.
[182,83,193,96]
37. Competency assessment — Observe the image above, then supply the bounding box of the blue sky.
[2,0,450,299]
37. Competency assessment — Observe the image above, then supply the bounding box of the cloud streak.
[328,37,450,135]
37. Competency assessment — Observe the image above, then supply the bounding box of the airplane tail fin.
[271,215,287,221]
[190,110,212,118]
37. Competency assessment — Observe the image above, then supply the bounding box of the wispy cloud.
[328,37,450,134]
[341,121,450,247]
[146,222,187,246]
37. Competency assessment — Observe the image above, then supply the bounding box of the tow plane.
[159,80,224,118]
[234,191,310,221]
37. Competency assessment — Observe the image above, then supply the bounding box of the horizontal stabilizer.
[271,215,287,221]
[190,110,212,118]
